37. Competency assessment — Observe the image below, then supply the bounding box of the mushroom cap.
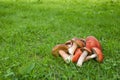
[65,40,73,48]
[92,47,104,62]
[52,44,69,56]
[72,38,86,48]
[72,48,82,63]
[83,47,92,53]
[85,36,102,51]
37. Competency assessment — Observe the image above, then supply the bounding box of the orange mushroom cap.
[72,48,82,63]
[92,47,104,62]
[84,36,102,54]
[86,36,102,50]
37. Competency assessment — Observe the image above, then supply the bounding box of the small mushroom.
[52,44,68,56]
[85,47,104,62]
[68,38,85,55]
[65,40,73,48]
[76,49,90,67]
[77,36,101,67]
[52,44,71,63]
[71,48,82,63]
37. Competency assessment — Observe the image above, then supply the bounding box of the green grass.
[0,0,120,79]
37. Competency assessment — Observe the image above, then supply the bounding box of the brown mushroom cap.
[65,40,73,48]
[92,47,104,62]
[83,47,92,53]
[52,44,69,56]
[72,38,86,48]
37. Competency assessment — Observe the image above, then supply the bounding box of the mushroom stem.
[68,42,77,55]
[76,51,88,67]
[85,54,97,61]
[59,50,71,63]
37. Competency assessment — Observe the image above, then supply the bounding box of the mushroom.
[68,38,85,55]
[85,36,102,50]
[52,44,71,63]
[71,48,82,63]
[65,40,73,48]
[85,47,104,62]
[77,36,102,67]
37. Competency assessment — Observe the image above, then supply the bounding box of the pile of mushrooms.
[52,36,104,67]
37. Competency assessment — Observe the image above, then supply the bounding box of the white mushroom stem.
[68,42,77,55]
[76,50,88,67]
[85,54,97,61]
[59,50,71,63]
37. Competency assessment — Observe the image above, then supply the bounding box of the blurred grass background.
[0,0,120,79]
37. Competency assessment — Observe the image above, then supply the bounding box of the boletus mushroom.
[85,47,104,62]
[68,38,85,55]
[65,40,73,48]
[52,44,71,63]
[77,36,102,67]
[71,48,82,63]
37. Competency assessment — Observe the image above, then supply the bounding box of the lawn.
[0,0,120,79]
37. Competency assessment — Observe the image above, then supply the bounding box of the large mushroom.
[77,36,102,67]
[52,44,71,63]
[85,47,104,62]
[68,38,85,55]
[85,36,102,50]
